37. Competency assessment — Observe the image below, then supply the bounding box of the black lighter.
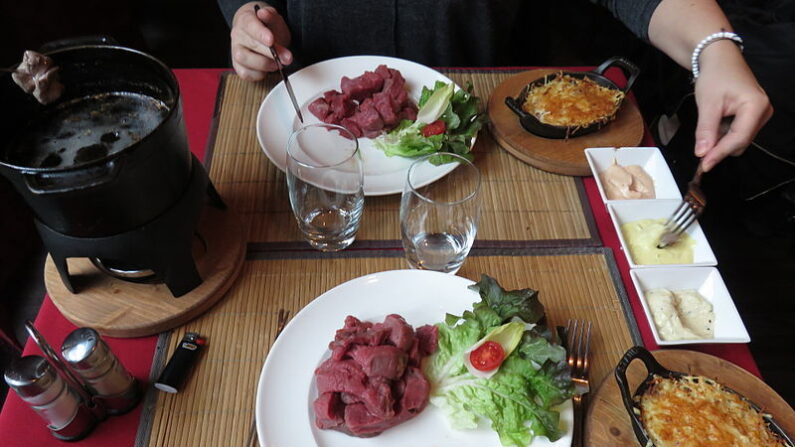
[154,332,206,394]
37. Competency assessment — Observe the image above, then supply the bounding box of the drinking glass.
[400,153,481,274]
[286,123,364,251]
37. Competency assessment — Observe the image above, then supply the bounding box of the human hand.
[230,1,292,82]
[694,41,773,172]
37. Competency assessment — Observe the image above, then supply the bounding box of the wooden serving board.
[586,349,795,447]
[487,69,644,176]
[46,207,246,338]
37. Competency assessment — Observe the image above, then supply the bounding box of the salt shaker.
[4,355,97,441]
[61,328,141,415]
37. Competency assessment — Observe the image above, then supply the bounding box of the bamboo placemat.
[137,248,639,446]
[206,71,598,250]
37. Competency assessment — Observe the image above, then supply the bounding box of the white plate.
[608,200,717,268]
[256,55,465,196]
[630,267,750,345]
[255,270,573,447]
[585,147,681,202]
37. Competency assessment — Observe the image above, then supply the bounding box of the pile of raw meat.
[313,314,438,437]
[308,65,418,139]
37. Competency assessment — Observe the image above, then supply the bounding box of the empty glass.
[286,123,364,251]
[400,153,481,274]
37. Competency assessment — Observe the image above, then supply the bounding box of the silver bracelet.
[691,31,744,79]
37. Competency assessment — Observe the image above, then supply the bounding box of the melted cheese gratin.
[521,74,624,127]
[639,375,789,447]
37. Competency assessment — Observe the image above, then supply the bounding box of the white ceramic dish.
[256,55,467,196]
[585,147,681,203]
[255,270,572,447]
[607,200,717,268]
[630,267,750,345]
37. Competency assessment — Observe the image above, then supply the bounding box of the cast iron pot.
[505,56,639,139]
[614,346,793,447]
[0,41,191,237]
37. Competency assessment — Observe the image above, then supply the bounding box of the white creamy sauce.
[646,288,714,341]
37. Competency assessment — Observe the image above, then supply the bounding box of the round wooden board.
[487,69,644,176]
[586,349,795,447]
[46,206,246,338]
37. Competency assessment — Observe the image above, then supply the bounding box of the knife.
[254,5,304,123]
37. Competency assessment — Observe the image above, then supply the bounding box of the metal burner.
[90,259,158,283]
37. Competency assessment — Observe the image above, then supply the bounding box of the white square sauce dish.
[586,147,681,202]
[630,267,750,345]
[608,199,717,268]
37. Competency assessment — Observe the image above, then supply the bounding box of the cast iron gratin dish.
[505,56,639,139]
[614,346,794,447]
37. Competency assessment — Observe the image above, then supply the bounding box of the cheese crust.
[639,375,788,447]
[521,74,624,127]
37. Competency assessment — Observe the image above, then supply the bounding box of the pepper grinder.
[4,356,98,441]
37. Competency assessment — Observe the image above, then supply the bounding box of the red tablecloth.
[0,69,224,447]
[0,68,760,446]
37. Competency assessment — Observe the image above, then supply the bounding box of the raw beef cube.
[340,118,363,139]
[314,392,344,429]
[315,359,368,396]
[349,345,408,380]
[341,71,385,102]
[372,91,400,128]
[308,97,330,121]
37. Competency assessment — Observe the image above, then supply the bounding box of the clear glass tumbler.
[286,123,364,251]
[400,153,481,274]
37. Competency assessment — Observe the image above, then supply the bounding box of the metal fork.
[657,163,706,249]
[566,319,592,447]
[245,308,291,447]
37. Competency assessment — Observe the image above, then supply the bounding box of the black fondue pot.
[0,42,190,237]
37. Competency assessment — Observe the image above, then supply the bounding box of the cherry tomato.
[469,341,506,371]
[421,119,446,137]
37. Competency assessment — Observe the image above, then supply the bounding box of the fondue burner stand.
[36,154,225,298]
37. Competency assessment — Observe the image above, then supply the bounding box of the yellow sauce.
[621,218,695,265]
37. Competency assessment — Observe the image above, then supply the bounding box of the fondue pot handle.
[23,159,123,195]
[593,57,640,94]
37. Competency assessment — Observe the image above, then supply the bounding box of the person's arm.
[224,0,293,81]
[218,0,249,27]
[647,0,772,172]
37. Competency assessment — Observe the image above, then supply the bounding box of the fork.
[657,163,706,249]
[566,319,592,447]
[245,308,291,447]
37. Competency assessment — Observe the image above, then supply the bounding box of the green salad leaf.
[374,81,488,165]
[424,274,574,446]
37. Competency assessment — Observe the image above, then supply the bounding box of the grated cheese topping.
[638,375,789,447]
[522,74,624,127]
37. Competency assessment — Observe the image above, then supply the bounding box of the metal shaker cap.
[4,356,58,398]
[61,328,109,373]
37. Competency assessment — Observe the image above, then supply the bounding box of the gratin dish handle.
[593,57,640,94]
[504,96,525,118]
[614,346,665,447]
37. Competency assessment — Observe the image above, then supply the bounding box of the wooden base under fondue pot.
[45,205,246,338]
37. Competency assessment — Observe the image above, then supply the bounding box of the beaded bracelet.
[691,31,744,80]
